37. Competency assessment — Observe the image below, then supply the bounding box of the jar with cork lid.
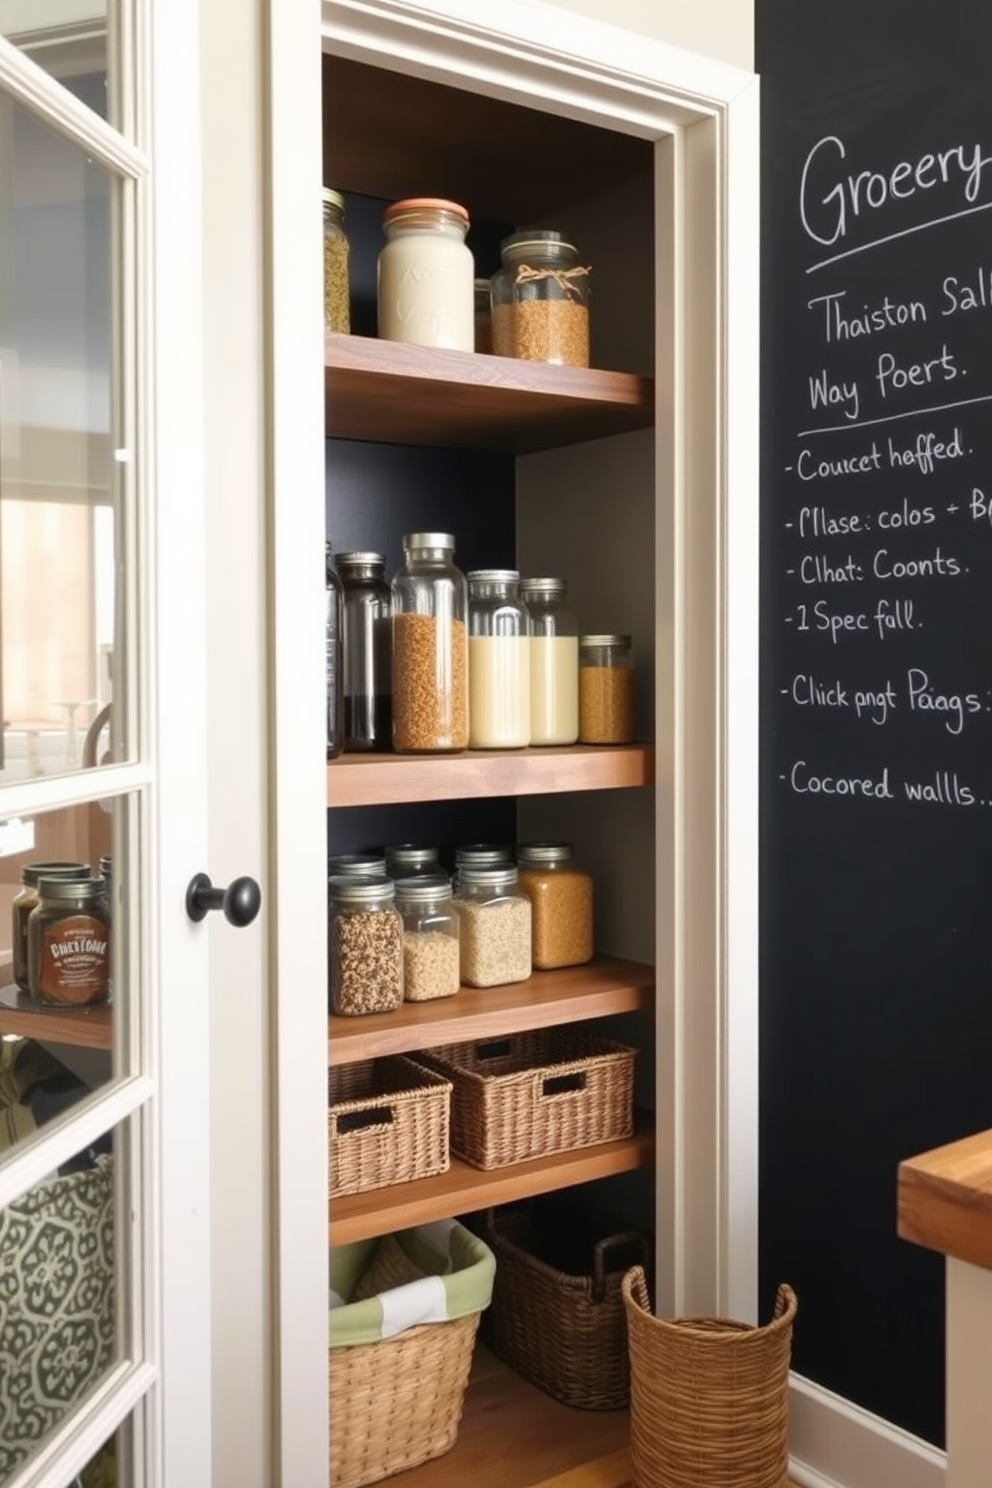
[490,230,591,367]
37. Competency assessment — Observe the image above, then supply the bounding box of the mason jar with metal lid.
[520,577,579,746]
[336,550,392,752]
[516,841,594,970]
[490,229,591,367]
[323,187,350,334]
[452,843,514,894]
[391,533,468,753]
[467,569,530,749]
[385,843,443,879]
[377,197,474,351]
[328,851,387,880]
[452,864,532,988]
[11,861,90,992]
[394,874,461,1002]
[328,875,403,1016]
[28,876,110,1007]
[579,634,634,744]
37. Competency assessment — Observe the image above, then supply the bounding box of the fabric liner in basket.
[622,1264,797,1488]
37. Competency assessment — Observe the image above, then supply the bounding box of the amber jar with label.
[28,876,110,1007]
[11,861,89,992]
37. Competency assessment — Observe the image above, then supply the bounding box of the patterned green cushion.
[0,1157,114,1477]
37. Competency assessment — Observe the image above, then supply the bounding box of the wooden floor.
[389,1346,801,1488]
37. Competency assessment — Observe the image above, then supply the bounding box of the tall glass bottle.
[520,576,579,745]
[326,541,344,759]
[391,533,468,753]
[336,550,392,752]
[466,569,530,748]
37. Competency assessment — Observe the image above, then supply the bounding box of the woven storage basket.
[622,1265,797,1488]
[480,1201,649,1409]
[328,1055,451,1199]
[415,1029,636,1169]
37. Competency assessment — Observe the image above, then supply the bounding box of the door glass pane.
[0,4,111,125]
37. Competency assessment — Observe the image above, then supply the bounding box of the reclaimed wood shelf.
[329,954,654,1067]
[330,1111,654,1245]
[325,333,654,452]
[0,983,112,1051]
[898,1126,992,1272]
[328,742,655,808]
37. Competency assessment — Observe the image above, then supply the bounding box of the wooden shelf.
[0,983,111,1050]
[329,1111,654,1245]
[328,742,654,808]
[325,334,654,452]
[898,1126,992,1272]
[329,954,653,1068]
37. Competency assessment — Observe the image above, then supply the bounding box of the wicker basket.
[622,1265,797,1488]
[479,1200,649,1409]
[415,1029,636,1169]
[329,1056,451,1198]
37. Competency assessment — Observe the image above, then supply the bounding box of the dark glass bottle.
[336,551,392,751]
[326,542,344,759]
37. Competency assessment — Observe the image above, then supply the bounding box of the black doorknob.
[186,873,262,927]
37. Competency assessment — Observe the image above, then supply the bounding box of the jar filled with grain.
[394,875,461,1002]
[517,841,594,970]
[490,230,590,367]
[328,851,387,880]
[520,576,579,746]
[11,861,90,993]
[391,533,469,753]
[377,197,474,351]
[328,875,404,1016]
[452,843,514,894]
[467,569,530,749]
[385,843,444,879]
[452,865,532,988]
[579,634,634,744]
[336,550,392,752]
[323,188,350,334]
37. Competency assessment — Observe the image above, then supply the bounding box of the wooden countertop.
[898,1127,992,1271]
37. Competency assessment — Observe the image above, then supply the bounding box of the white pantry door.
[0,3,219,1485]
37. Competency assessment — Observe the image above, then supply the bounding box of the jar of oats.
[579,634,634,744]
[391,533,469,753]
[394,875,461,1002]
[490,230,590,367]
[329,876,404,1016]
[452,865,532,988]
[323,188,350,334]
[517,842,594,970]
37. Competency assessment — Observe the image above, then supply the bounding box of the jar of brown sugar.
[11,861,90,993]
[490,230,590,367]
[516,841,593,970]
[579,634,634,744]
[28,876,110,1007]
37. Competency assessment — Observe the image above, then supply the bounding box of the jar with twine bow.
[490,230,591,367]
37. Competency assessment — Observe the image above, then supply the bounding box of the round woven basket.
[622,1265,797,1488]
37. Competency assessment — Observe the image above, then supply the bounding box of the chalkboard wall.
[757,0,992,1446]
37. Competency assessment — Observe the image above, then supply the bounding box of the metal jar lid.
[393,874,453,907]
[385,843,442,874]
[519,577,567,598]
[336,551,386,570]
[454,844,513,868]
[328,852,387,879]
[500,228,577,260]
[99,855,113,877]
[456,866,519,891]
[322,187,345,214]
[36,876,106,901]
[20,861,89,888]
[580,634,631,649]
[467,569,520,586]
[403,532,455,552]
[328,875,396,906]
[517,842,574,866]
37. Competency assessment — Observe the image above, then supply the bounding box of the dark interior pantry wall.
[757,0,992,1447]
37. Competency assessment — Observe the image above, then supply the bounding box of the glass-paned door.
[0,5,213,1486]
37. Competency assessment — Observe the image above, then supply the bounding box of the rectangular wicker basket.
[329,1055,451,1199]
[415,1029,636,1170]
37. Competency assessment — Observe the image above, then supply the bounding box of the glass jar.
[517,842,594,970]
[579,634,634,744]
[328,851,387,880]
[377,197,474,352]
[28,876,110,1007]
[336,550,392,752]
[385,843,444,879]
[474,277,492,353]
[520,577,579,746]
[328,876,404,1015]
[467,569,530,749]
[11,861,90,992]
[452,843,513,894]
[490,230,590,367]
[323,187,350,334]
[326,541,345,759]
[394,875,461,1002]
[452,865,532,988]
[391,533,468,753]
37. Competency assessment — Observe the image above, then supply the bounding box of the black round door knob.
[186,873,262,927]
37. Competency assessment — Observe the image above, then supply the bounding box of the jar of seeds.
[329,876,404,1016]
[452,843,514,894]
[385,843,444,879]
[391,533,469,753]
[452,865,532,988]
[394,875,461,1002]
[491,230,590,368]
[517,842,594,970]
[323,188,350,334]
[579,634,634,744]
